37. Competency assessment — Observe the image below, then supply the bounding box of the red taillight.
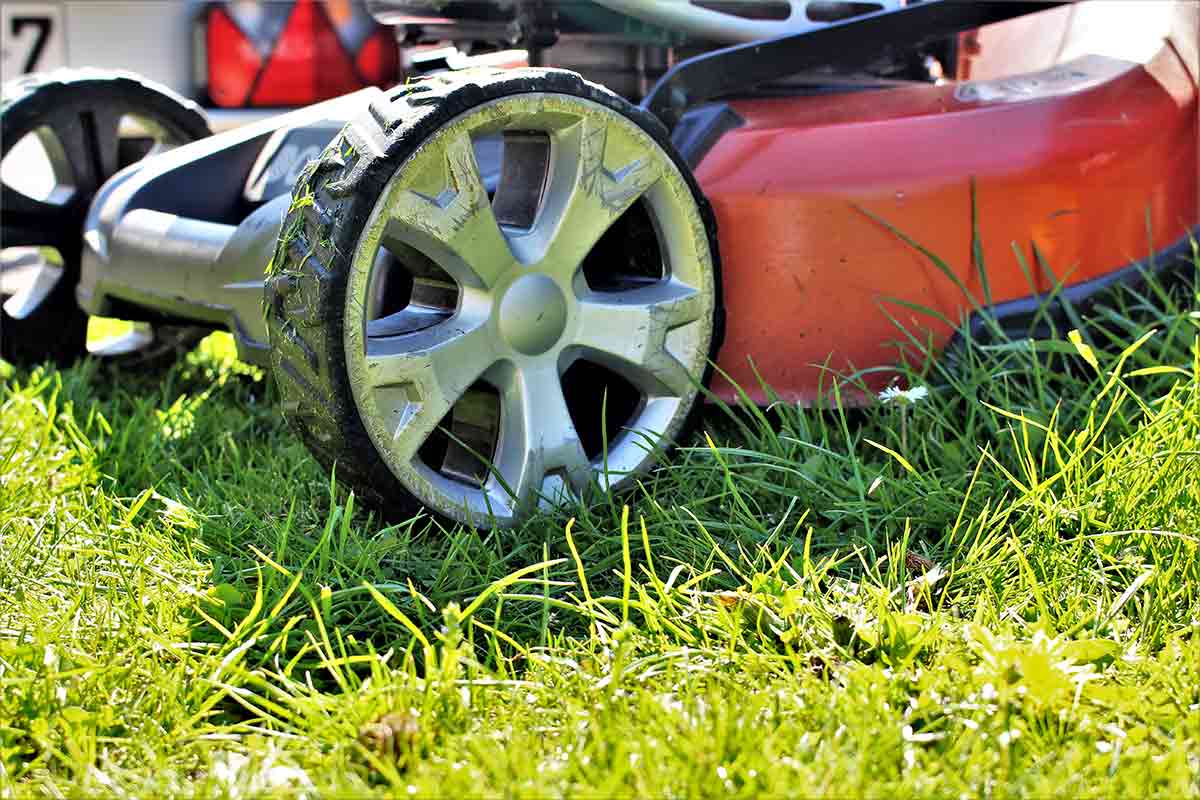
[355,28,400,86]
[206,6,261,107]
[205,0,400,108]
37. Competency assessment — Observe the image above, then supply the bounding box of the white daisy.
[878,385,929,405]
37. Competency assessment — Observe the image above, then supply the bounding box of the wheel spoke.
[0,253,63,320]
[117,115,177,168]
[45,119,91,187]
[362,316,497,465]
[491,363,592,510]
[366,306,451,337]
[32,126,79,190]
[386,133,514,290]
[57,108,122,190]
[1,183,77,248]
[534,115,662,278]
[572,281,705,397]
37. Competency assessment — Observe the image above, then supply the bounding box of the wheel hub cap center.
[498,274,568,356]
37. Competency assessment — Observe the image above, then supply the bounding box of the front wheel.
[265,68,723,527]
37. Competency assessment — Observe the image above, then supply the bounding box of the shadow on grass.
[6,228,1198,666]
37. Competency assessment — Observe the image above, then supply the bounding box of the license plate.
[1,2,65,79]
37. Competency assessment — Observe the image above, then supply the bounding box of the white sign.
[1,3,66,80]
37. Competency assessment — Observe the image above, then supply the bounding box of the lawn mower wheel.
[265,68,722,527]
[1,70,211,367]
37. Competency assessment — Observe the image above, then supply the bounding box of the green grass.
[2,244,1200,798]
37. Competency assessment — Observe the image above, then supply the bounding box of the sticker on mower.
[955,55,1134,104]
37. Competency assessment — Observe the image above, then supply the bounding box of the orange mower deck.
[698,9,1198,405]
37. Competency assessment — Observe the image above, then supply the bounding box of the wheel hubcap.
[345,92,716,526]
[498,273,568,356]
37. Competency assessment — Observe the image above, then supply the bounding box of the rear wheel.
[265,69,722,527]
[1,70,211,367]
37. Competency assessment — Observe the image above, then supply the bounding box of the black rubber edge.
[264,67,725,525]
[670,102,743,170]
[953,228,1198,346]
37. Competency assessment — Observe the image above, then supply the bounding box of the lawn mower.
[1,0,1196,527]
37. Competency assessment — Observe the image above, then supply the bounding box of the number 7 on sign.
[1,3,65,77]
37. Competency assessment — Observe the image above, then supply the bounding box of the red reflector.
[355,28,400,87]
[207,0,401,108]
[250,0,361,106]
[206,7,261,108]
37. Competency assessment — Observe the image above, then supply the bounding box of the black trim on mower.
[957,229,1199,346]
[669,103,743,169]
[642,1,1069,131]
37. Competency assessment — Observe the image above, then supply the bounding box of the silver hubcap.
[345,93,716,526]
[498,274,567,356]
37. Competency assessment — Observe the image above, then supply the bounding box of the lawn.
[2,243,1199,798]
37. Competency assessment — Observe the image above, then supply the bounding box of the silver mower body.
[77,90,380,364]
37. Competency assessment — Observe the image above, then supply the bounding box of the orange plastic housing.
[697,12,1198,405]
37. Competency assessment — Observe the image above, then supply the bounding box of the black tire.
[265,68,724,525]
[1,69,211,367]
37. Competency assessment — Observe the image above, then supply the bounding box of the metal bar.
[641,1,1071,130]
